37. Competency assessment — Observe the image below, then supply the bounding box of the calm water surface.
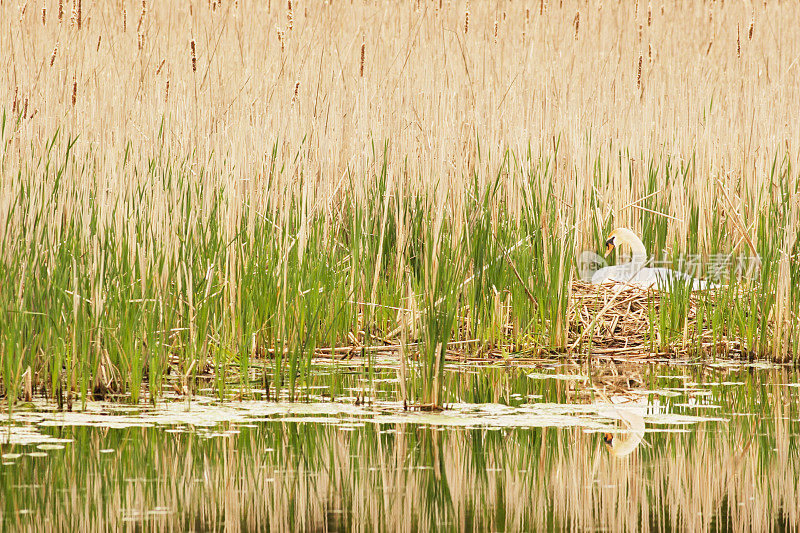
[1,361,798,532]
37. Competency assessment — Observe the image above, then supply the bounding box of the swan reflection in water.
[596,395,648,458]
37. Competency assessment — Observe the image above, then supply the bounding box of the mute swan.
[590,227,714,290]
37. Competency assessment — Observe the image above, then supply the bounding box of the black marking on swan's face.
[603,433,614,446]
[604,236,616,256]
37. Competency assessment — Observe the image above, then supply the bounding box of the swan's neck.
[618,230,648,265]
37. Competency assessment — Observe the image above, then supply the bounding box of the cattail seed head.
[165,79,170,102]
[123,8,127,31]
[464,7,469,34]
[540,0,545,16]
[97,35,101,51]
[573,11,580,39]
[737,25,741,58]
[12,87,18,113]
[494,20,498,44]
[748,17,754,40]
[637,55,642,88]
[292,80,300,104]
[525,8,530,24]
[287,0,293,32]
[190,40,197,72]
[77,0,82,29]
[277,26,285,53]
[71,77,77,106]
[156,59,165,75]
[42,5,46,25]
[647,1,651,26]
[58,0,63,21]
[359,41,365,77]
[50,44,58,66]
[139,0,147,29]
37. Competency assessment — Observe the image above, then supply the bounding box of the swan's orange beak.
[604,238,615,257]
[603,432,614,449]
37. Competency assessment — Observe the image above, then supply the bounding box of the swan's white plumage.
[591,227,714,291]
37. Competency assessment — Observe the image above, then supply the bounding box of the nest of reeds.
[567,281,751,359]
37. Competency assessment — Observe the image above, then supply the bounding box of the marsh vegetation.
[2,0,799,410]
[3,3,799,530]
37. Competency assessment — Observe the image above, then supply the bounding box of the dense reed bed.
[1,0,799,405]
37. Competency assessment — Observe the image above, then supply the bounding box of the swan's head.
[603,227,642,258]
[604,229,622,257]
[604,236,616,257]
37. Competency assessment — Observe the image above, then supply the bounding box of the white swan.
[590,227,714,290]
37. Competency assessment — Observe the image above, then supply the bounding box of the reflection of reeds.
[2,391,797,532]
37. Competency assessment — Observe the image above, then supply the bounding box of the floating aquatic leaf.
[527,372,589,381]
[37,444,66,450]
